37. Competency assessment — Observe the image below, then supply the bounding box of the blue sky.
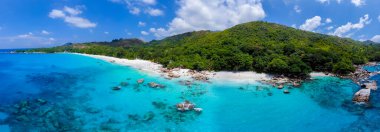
[0,0,379,49]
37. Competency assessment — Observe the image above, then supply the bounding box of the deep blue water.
[0,53,379,131]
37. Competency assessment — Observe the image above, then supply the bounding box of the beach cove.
[0,52,380,131]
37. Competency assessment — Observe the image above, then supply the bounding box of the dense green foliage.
[25,21,380,77]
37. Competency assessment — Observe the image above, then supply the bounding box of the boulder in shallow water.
[120,82,129,86]
[148,82,158,88]
[168,73,181,78]
[176,100,195,111]
[148,82,163,88]
[283,90,290,94]
[112,86,122,91]
[364,81,377,90]
[194,108,203,113]
[137,79,144,84]
[353,89,371,103]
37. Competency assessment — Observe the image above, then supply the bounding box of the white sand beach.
[76,53,164,75]
[75,53,273,83]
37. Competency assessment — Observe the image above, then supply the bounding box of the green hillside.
[26,21,380,77]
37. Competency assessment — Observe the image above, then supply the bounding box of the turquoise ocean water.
[0,52,379,131]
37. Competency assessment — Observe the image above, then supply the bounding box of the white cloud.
[110,0,163,16]
[317,0,330,4]
[141,31,149,35]
[41,30,50,35]
[138,21,146,27]
[63,16,97,28]
[142,0,156,5]
[147,8,164,16]
[17,32,34,38]
[294,5,301,13]
[0,33,56,48]
[104,31,109,34]
[378,15,380,22]
[129,7,141,15]
[371,35,380,43]
[149,27,167,37]
[49,10,66,18]
[317,0,363,6]
[150,0,265,38]
[351,0,365,6]
[326,26,334,30]
[299,16,322,31]
[332,14,370,37]
[63,6,82,15]
[325,18,332,23]
[49,6,96,28]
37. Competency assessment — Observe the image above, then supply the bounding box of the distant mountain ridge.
[363,40,380,45]
[68,38,146,48]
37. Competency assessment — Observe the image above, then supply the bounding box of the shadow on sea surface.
[1,53,380,131]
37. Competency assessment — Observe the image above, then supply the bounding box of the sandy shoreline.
[74,53,334,84]
[74,53,280,83]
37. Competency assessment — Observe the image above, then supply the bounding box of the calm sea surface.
[0,53,379,131]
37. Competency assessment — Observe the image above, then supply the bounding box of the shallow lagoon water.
[0,53,379,131]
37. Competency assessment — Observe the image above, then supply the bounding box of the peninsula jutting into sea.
[1,0,380,131]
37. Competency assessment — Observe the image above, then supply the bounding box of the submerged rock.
[112,86,122,91]
[283,90,290,94]
[137,79,144,84]
[16,115,30,122]
[85,107,101,114]
[152,101,167,110]
[143,111,155,121]
[120,82,129,87]
[128,114,140,121]
[148,82,165,88]
[36,99,47,105]
[148,82,159,88]
[194,108,203,113]
[179,80,192,86]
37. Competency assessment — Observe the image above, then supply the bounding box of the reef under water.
[0,53,379,131]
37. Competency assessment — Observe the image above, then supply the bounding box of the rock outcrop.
[148,82,165,88]
[353,88,371,103]
[137,79,144,84]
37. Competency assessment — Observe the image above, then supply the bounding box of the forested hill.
[26,21,380,77]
